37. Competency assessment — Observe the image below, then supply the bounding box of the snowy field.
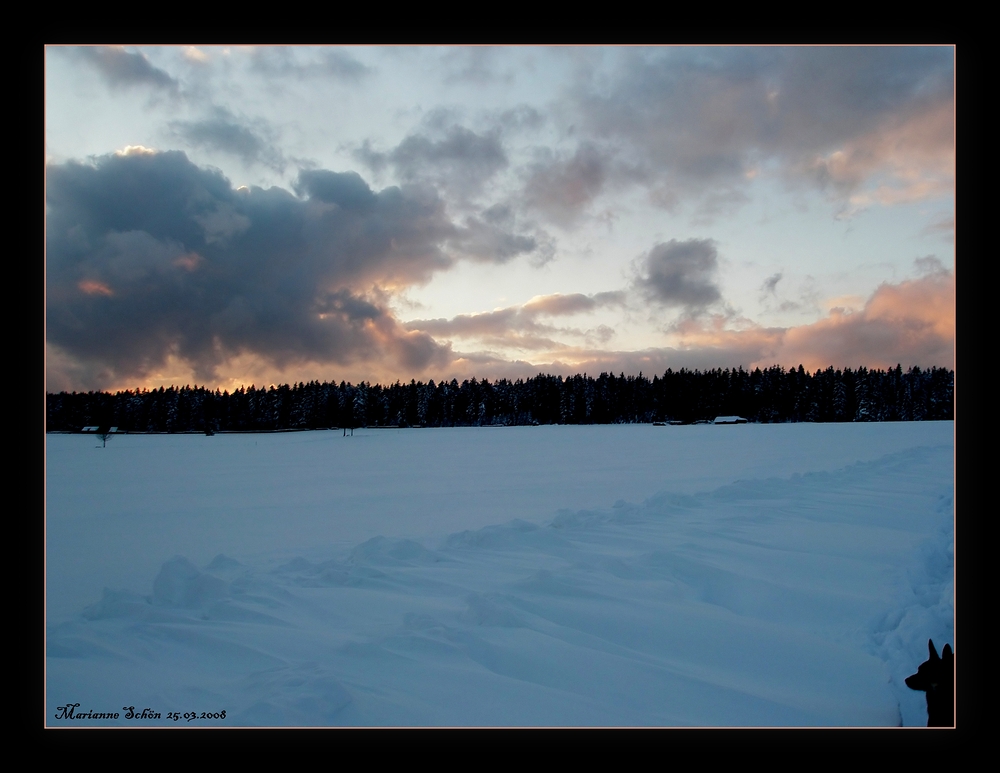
[46,422,954,727]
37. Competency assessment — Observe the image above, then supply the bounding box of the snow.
[46,422,954,726]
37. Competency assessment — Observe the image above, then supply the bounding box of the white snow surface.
[46,422,954,727]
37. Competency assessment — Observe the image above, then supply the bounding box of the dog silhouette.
[905,639,954,727]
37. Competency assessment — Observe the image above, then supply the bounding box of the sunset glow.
[46,46,955,392]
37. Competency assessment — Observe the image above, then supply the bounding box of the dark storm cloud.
[292,169,378,209]
[634,239,722,312]
[46,151,457,389]
[169,109,285,171]
[70,46,179,92]
[574,46,953,197]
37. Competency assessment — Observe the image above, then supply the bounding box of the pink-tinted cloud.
[772,272,954,370]
[574,47,953,214]
[78,279,114,296]
[668,272,954,372]
[406,291,626,342]
[406,273,954,385]
[805,99,954,214]
[172,252,203,271]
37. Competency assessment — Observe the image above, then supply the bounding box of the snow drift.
[46,423,954,726]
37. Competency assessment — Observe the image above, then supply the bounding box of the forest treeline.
[46,365,954,433]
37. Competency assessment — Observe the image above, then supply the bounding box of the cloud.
[78,279,114,296]
[169,108,285,171]
[440,47,516,85]
[294,170,543,266]
[667,271,954,371]
[427,343,779,385]
[409,307,546,341]
[521,143,615,227]
[913,255,947,276]
[293,168,378,208]
[182,46,210,64]
[401,292,629,360]
[773,272,954,370]
[691,188,751,224]
[523,291,626,316]
[758,272,790,308]
[761,272,783,295]
[803,100,954,215]
[46,151,460,390]
[357,125,508,199]
[448,214,541,264]
[573,46,953,210]
[70,46,179,93]
[494,105,545,133]
[921,214,955,240]
[461,270,954,381]
[405,292,626,347]
[249,47,370,80]
[318,49,371,79]
[545,346,763,378]
[357,125,549,260]
[633,239,723,312]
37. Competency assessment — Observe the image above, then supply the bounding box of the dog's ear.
[928,639,940,661]
[943,643,953,659]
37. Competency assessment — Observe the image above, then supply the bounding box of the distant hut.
[713,416,748,424]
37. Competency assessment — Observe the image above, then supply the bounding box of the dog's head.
[905,638,954,693]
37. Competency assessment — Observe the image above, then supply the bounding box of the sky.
[44,45,955,393]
